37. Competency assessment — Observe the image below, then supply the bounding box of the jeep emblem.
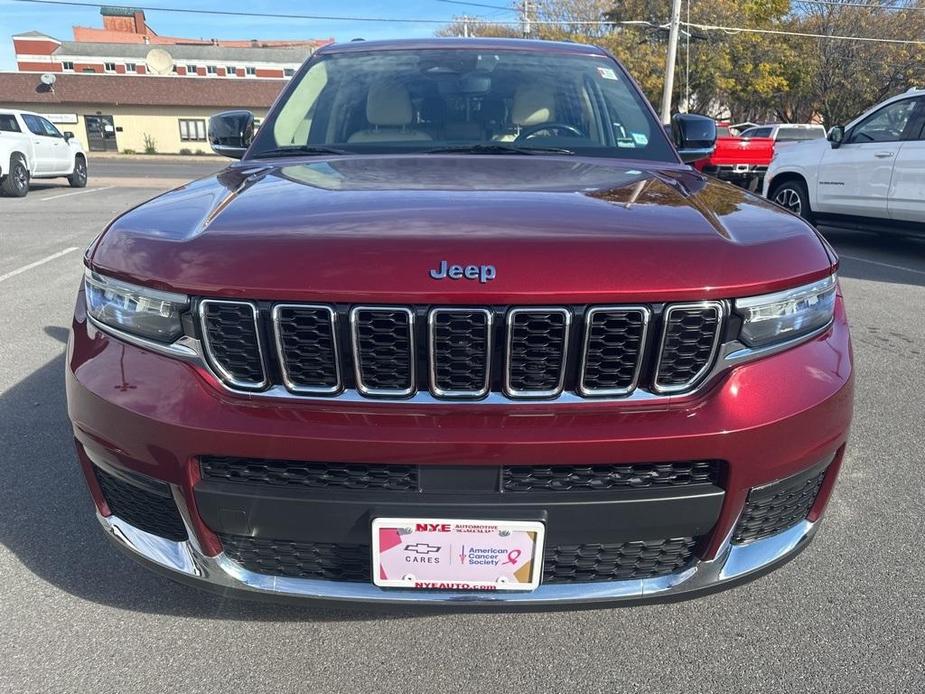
[428,260,496,284]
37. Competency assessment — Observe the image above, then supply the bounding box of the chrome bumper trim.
[98,513,818,605]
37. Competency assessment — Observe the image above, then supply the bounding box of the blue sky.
[0,0,519,70]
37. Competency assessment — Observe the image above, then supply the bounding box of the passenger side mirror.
[671,113,716,164]
[827,125,845,149]
[63,131,75,141]
[209,110,255,159]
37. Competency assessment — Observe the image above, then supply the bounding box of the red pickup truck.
[693,126,774,190]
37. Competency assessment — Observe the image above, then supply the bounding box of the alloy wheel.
[774,188,802,215]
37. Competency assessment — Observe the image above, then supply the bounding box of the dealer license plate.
[371,518,545,591]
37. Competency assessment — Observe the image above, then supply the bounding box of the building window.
[226,66,237,76]
[126,62,136,72]
[178,118,207,142]
[206,65,217,74]
[62,61,74,71]
[104,62,117,73]
[283,68,295,77]
[186,64,197,74]
[245,66,256,76]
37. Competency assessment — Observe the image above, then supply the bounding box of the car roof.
[317,37,608,57]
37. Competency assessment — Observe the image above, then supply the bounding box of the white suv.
[0,109,88,197]
[763,89,925,233]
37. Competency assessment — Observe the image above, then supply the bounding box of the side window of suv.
[21,114,47,136]
[849,98,921,143]
[39,117,63,138]
[0,114,22,132]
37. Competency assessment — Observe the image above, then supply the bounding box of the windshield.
[249,48,677,162]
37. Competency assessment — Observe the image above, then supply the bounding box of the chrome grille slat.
[350,306,416,397]
[504,308,571,398]
[654,302,724,394]
[199,299,267,389]
[272,304,341,394]
[428,308,493,398]
[579,306,650,396]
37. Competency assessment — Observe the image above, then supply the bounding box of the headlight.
[736,274,836,347]
[84,269,188,342]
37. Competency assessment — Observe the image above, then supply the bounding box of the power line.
[433,0,514,11]
[682,19,925,45]
[795,0,925,11]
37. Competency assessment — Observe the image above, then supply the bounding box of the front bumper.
[68,291,853,605]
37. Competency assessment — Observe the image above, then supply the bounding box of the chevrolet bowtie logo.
[404,543,441,555]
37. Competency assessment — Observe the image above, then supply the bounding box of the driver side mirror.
[63,131,74,142]
[671,113,716,163]
[827,125,845,149]
[209,110,255,159]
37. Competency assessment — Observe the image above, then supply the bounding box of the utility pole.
[659,0,683,123]
[521,0,531,38]
[462,15,470,38]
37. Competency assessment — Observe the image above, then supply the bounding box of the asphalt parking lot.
[1,159,923,693]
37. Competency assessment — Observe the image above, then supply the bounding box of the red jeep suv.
[67,39,852,605]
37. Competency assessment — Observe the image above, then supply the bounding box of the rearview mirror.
[209,110,255,159]
[827,125,845,149]
[671,113,716,164]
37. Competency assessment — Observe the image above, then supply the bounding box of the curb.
[86,153,224,163]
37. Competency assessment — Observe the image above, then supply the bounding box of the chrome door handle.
[874,151,894,158]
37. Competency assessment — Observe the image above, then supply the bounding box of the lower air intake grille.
[542,538,697,583]
[200,300,265,387]
[655,303,722,392]
[218,536,698,584]
[94,466,187,542]
[733,466,827,544]
[219,535,371,581]
[201,457,419,491]
[503,461,720,492]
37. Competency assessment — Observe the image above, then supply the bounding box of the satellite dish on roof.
[40,73,56,85]
[145,48,174,75]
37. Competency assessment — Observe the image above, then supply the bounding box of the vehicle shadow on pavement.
[0,328,416,623]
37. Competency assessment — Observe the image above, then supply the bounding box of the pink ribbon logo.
[504,549,522,566]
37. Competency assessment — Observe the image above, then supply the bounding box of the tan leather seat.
[348,83,432,143]
[495,85,557,142]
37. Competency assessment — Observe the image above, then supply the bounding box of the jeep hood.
[90,155,834,303]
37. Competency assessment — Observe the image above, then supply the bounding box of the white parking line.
[839,254,925,277]
[40,186,114,201]
[0,247,80,283]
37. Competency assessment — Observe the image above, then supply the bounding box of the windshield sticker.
[616,137,636,148]
[631,133,649,146]
[597,67,619,80]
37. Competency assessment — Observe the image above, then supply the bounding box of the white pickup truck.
[0,108,88,197]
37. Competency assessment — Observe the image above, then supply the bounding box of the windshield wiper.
[424,144,574,156]
[255,145,352,158]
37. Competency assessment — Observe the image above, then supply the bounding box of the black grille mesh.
[94,466,187,542]
[507,310,569,394]
[275,306,339,391]
[543,538,696,583]
[218,535,698,583]
[219,535,371,582]
[353,308,413,392]
[655,305,721,389]
[581,309,647,393]
[733,468,826,543]
[201,301,265,385]
[503,461,719,492]
[431,310,491,395]
[201,457,419,491]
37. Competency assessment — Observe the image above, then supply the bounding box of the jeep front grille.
[197,301,725,401]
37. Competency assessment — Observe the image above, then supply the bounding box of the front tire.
[68,155,87,188]
[770,178,813,223]
[1,154,29,197]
